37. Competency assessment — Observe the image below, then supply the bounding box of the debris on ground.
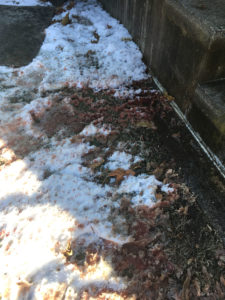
[0,0,225,299]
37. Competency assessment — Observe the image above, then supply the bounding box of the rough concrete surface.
[99,0,225,97]
[191,80,225,163]
[0,5,54,67]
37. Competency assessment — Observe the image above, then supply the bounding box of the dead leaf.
[91,31,100,43]
[131,161,143,170]
[181,268,192,300]
[61,13,70,26]
[220,275,225,286]
[108,168,135,184]
[121,37,132,42]
[156,193,163,201]
[193,278,201,297]
[153,167,164,179]
[163,92,175,102]
[16,279,32,287]
[136,120,157,130]
[62,241,73,257]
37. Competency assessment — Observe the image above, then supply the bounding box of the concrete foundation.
[99,0,225,164]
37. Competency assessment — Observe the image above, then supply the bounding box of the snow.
[118,174,162,206]
[161,184,174,193]
[0,0,147,105]
[80,123,111,136]
[105,151,141,171]
[0,0,172,298]
[0,138,129,298]
[0,137,172,297]
[0,0,51,6]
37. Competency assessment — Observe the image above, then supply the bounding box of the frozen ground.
[0,0,173,299]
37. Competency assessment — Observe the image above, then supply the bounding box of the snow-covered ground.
[0,1,173,299]
[0,0,51,6]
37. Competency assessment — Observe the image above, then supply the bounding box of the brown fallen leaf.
[61,13,70,26]
[193,278,201,297]
[121,37,132,42]
[16,279,32,287]
[155,193,163,201]
[108,168,135,184]
[181,268,192,300]
[153,167,164,179]
[163,92,175,102]
[91,31,100,43]
[220,275,225,286]
[135,120,157,130]
[62,241,73,258]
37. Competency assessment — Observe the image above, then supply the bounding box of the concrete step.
[190,79,225,163]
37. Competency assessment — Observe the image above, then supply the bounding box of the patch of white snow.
[105,151,141,171]
[0,0,51,6]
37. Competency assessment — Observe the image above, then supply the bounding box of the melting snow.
[0,138,129,298]
[105,151,141,171]
[0,0,51,6]
[0,0,147,108]
[119,174,162,207]
[80,123,111,136]
[0,0,171,298]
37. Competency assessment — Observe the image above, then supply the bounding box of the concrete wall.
[99,0,225,105]
[99,0,225,161]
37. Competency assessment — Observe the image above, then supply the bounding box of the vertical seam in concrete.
[141,0,150,52]
[133,0,136,32]
[125,0,128,27]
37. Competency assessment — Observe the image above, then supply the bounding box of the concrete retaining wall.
[99,0,225,163]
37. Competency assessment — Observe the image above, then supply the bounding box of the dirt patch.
[37,78,225,299]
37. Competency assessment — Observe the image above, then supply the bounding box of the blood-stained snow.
[0,1,173,299]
